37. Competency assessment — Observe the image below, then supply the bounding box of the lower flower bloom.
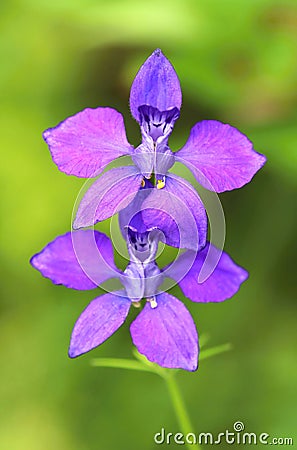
[30,229,247,371]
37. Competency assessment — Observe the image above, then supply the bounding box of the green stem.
[92,342,231,449]
[163,373,201,450]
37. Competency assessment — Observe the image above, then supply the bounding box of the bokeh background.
[1,0,297,448]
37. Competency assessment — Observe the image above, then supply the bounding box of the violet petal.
[121,264,145,302]
[130,292,198,371]
[129,49,182,123]
[30,230,119,290]
[69,291,131,357]
[143,262,164,299]
[118,179,153,235]
[141,174,207,251]
[43,107,133,178]
[176,120,266,192]
[73,166,143,229]
[131,144,154,179]
[166,243,249,302]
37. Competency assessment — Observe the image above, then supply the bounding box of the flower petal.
[166,243,248,302]
[118,179,153,235]
[141,174,207,251]
[130,49,182,123]
[131,144,154,179]
[73,166,143,229]
[130,292,198,371]
[30,230,120,290]
[43,107,133,178]
[143,263,164,299]
[69,292,131,358]
[176,120,266,192]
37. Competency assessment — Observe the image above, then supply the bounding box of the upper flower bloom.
[30,227,248,371]
[43,49,265,250]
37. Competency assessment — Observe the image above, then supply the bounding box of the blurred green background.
[1,0,297,448]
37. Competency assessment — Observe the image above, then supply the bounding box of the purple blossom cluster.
[31,49,265,371]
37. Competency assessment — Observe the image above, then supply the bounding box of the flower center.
[126,226,160,264]
[139,105,180,145]
[132,106,178,184]
[128,227,151,255]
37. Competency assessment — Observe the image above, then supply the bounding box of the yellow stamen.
[141,179,146,187]
[150,299,158,309]
[157,177,165,189]
[147,297,158,309]
[132,301,141,308]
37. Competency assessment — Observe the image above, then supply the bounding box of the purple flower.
[43,49,265,251]
[30,228,248,371]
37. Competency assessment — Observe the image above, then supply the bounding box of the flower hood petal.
[129,49,182,123]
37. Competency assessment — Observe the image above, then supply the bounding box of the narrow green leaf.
[91,358,157,374]
[199,343,232,361]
